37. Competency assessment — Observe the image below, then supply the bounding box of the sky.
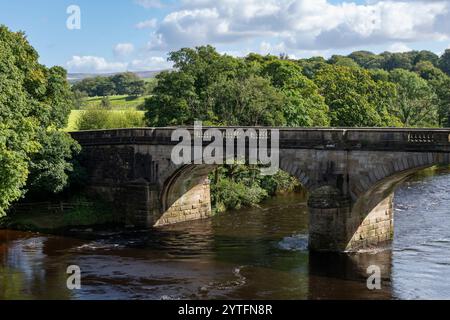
[1,0,450,73]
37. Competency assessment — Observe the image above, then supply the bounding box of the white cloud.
[135,19,158,29]
[113,43,135,57]
[259,41,286,55]
[66,56,128,73]
[143,0,450,52]
[387,42,412,53]
[66,55,171,73]
[128,56,172,71]
[135,0,164,9]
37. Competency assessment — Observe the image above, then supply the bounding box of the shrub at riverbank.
[210,166,300,214]
[0,196,117,233]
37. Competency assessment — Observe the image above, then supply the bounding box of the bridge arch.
[352,152,450,200]
[309,152,450,252]
[156,164,216,226]
[279,155,314,192]
[155,150,317,227]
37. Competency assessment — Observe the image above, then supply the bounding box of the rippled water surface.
[1,167,450,300]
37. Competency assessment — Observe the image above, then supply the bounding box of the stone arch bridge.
[71,128,450,252]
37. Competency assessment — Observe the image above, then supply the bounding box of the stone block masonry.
[155,178,212,226]
[71,128,450,252]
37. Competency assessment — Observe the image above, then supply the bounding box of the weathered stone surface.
[71,127,450,252]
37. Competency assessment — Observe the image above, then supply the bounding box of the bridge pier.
[308,186,394,252]
[121,182,161,227]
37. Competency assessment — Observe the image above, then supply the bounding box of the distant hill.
[67,70,167,83]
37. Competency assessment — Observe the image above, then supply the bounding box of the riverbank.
[0,198,119,233]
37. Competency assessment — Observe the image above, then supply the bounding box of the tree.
[94,76,116,96]
[435,77,450,127]
[72,72,146,97]
[414,61,444,81]
[262,60,329,126]
[413,50,439,66]
[110,72,145,96]
[144,78,158,95]
[389,69,438,127]
[438,49,450,76]
[314,65,400,127]
[369,69,390,82]
[381,52,414,71]
[414,61,450,126]
[0,25,79,215]
[328,55,359,68]
[297,56,327,79]
[145,46,286,127]
[72,90,88,109]
[348,51,383,69]
[146,70,199,126]
[207,74,285,126]
[128,79,146,96]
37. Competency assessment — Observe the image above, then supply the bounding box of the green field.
[67,94,150,131]
[66,109,146,131]
[84,95,149,109]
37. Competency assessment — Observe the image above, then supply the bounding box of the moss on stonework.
[308,186,351,209]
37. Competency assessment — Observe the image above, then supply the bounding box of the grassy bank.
[0,197,119,233]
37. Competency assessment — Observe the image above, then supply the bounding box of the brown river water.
[1,167,450,300]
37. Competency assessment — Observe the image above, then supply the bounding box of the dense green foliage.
[314,65,399,127]
[146,46,450,129]
[143,45,450,212]
[388,69,438,126]
[146,46,328,127]
[0,26,79,216]
[72,72,148,97]
[210,166,299,213]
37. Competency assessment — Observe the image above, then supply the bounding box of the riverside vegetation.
[1,25,450,230]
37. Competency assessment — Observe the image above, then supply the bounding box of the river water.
[1,167,450,300]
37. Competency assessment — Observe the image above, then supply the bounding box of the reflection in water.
[0,167,450,300]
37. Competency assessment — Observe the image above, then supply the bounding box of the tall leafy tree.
[438,49,450,76]
[314,65,399,127]
[389,69,438,127]
[414,61,450,126]
[413,50,439,66]
[0,25,79,215]
[262,60,329,126]
[381,52,414,71]
[146,46,286,126]
[348,51,384,69]
[328,55,359,68]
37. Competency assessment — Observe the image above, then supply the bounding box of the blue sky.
[1,0,449,73]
